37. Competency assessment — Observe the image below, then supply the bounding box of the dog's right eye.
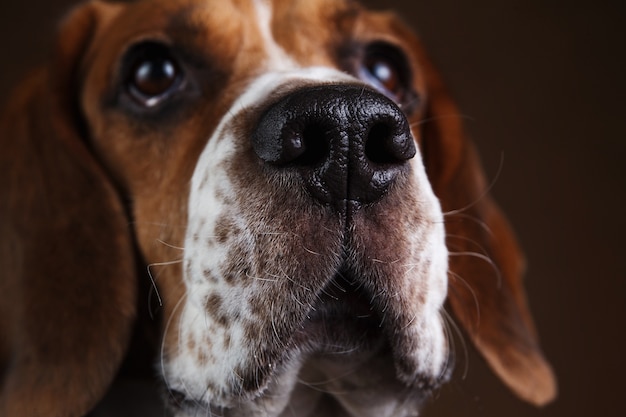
[124,42,183,108]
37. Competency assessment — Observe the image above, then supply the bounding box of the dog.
[0,0,557,416]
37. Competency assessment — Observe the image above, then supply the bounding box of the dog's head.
[0,0,556,416]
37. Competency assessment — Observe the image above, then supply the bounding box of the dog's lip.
[307,272,376,322]
[292,270,386,354]
[164,271,449,415]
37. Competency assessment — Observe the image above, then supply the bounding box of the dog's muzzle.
[171,72,449,416]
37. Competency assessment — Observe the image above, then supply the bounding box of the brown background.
[1,0,624,416]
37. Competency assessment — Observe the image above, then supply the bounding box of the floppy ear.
[0,2,134,417]
[417,49,557,405]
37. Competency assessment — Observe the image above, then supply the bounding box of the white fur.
[253,0,298,69]
[404,155,449,378]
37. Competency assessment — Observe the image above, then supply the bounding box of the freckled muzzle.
[173,73,450,416]
[252,85,416,213]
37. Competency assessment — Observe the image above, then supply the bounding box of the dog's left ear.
[0,2,133,417]
[413,45,557,405]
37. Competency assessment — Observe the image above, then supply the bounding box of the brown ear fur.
[0,2,134,416]
[418,48,557,405]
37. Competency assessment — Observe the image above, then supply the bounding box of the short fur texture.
[0,0,556,416]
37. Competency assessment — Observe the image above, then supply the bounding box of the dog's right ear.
[411,39,557,406]
[0,2,135,417]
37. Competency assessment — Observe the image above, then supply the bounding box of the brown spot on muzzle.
[205,293,230,327]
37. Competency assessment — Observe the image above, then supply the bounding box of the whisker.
[277,264,313,292]
[269,302,288,350]
[157,239,186,251]
[128,220,188,229]
[401,312,417,330]
[443,152,505,217]
[302,245,322,256]
[146,259,183,315]
[447,270,481,328]
[444,212,494,237]
[445,233,489,255]
[441,308,469,380]
[245,270,279,282]
[410,113,476,129]
[291,294,306,308]
[296,362,369,396]
[399,261,421,275]
[448,251,502,288]
[160,291,189,397]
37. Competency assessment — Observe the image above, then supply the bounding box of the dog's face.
[80,0,448,414]
[0,0,557,416]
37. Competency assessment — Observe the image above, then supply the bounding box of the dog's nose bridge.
[252,85,416,210]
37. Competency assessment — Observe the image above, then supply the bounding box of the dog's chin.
[295,270,386,354]
[166,350,439,417]
[165,270,449,417]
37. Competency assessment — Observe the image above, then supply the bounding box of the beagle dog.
[0,0,557,416]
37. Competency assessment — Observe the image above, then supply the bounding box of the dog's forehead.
[95,0,360,62]
[167,0,359,38]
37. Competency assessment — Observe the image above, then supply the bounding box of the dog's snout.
[252,85,416,210]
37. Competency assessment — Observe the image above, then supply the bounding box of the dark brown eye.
[364,55,401,95]
[133,59,177,96]
[125,42,182,107]
[359,42,412,103]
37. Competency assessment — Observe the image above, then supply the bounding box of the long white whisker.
[409,113,476,128]
[160,291,188,396]
[441,308,469,380]
[448,251,502,288]
[157,239,186,251]
[447,270,481,328]
[443,152,505,216]
[147,259,183,315]
[445,233,490,255]
[444,212,494,236]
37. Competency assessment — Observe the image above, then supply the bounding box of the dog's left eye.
[364,55,401,95]
[358,42,412,104]
[124,42,183,107]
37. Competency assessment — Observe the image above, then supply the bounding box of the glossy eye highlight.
[363,54,401,96]
[357,42,414,106]
[124,42,182,107]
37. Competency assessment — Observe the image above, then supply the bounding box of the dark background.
[1,0,624,416]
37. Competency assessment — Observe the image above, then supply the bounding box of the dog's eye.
[132,58,177,98]
[364,56,400,95]
[124,42,182,107]
[359,43,412,103]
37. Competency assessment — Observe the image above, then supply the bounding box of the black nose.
[252,85,416,211]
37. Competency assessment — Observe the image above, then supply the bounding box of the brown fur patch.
[205,293,230,327]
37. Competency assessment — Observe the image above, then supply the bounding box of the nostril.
[298,122,330,166]
[253,107,332,167]
[281,131,306,163]
[365,120,416,164]
[252,119,307,165]
[365,122,393,164]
